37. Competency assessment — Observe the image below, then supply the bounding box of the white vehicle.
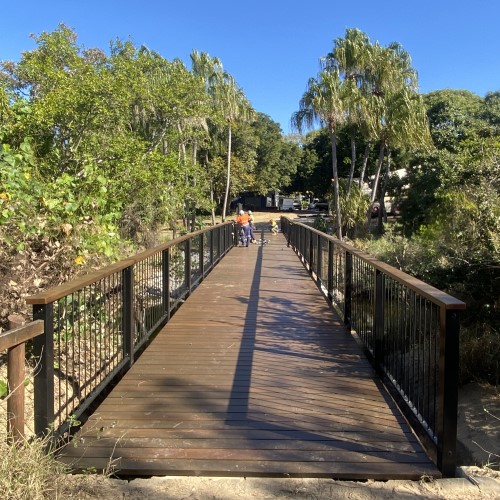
[278,197,295,211]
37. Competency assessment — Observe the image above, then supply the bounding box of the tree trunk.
[377,148,391,235]
[346,128,356,199]
[365,141,385,228]
[205,152,216,226]
[359,141,371,187]
[189,140,199,232]
[221,124,232,222]
[210,184,216,225]
[370,141,386,203]
[329,127,342,241]
[192,140,198,165]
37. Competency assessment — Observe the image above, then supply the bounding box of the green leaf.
[0,379,7,399]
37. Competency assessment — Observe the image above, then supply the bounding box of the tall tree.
[363,42,431,228]
[324,28,372,197]
[292,70,346,240]
[216,75,254,221]
[190,51,254,221]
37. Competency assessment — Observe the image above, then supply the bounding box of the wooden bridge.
[3,218,465,479]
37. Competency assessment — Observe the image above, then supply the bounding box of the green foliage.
[0,25,301,249]
[313,215,328,232]
[424,90,484,152]
[0,137,122,259]
[358,90,500,385]
[0,378,7,399]
[337,180,370,237]
[249,113,301,193]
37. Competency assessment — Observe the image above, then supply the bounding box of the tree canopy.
[0,25,299,262]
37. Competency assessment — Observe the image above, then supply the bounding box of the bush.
[460,326,500,385]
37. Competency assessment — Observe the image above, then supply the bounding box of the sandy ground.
[64,468,500,500]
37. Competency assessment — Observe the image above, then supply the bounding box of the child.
[247,210,256,242]
[269,218,278,235]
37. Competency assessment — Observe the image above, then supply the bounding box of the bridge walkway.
[59,228,439,479]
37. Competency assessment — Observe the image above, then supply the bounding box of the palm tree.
[364,43,431,228]
[292,70,346,240]
[323,28,372,198]
[190,50,224,224]
[190,51,254,222]
[216,75,254,221]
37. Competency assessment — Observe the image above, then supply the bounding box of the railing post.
[327,240,334,301]
[199,234,205,278]
[33,303,54,436]
[374,270,385,369]
[316,235,322,283]
[437,308,460,477]
[162,248,171,321]
[122,266,135,368]
[215,226,220,261]
[225,224,230,252]
[302,226,306,262]
[210,228,215,266]
[308,231,314,273]
[7,315,25,443]
[297,225,301,259]
[185,239,192,295]
[7,343,25,442]
[219,227,225,259]
[344,251,353,329]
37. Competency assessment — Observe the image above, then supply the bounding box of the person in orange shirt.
[235,210,251,246]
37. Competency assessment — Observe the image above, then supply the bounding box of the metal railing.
[281,217,466,477]
[25,222,234,439]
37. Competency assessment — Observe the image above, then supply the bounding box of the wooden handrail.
[283,218,466,310]
[1,320,45,443]
[0,319,45,351]
[26,222,234,305]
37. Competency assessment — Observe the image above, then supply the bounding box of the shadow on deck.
[58,228,440,479]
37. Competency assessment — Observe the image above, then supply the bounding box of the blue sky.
[1,1,499,134]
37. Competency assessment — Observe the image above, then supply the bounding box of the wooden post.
[344,252,353,329]
[7,314,26,443]
[374,270,385,370]
[437,309,460,477]
[122,266,135,368]
[33,304,54,436]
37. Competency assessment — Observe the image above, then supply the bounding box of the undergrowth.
[0,426,68,499]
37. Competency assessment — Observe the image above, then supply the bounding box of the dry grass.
[0,423,68,499]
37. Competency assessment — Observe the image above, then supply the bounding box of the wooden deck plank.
[59,231,440,479]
